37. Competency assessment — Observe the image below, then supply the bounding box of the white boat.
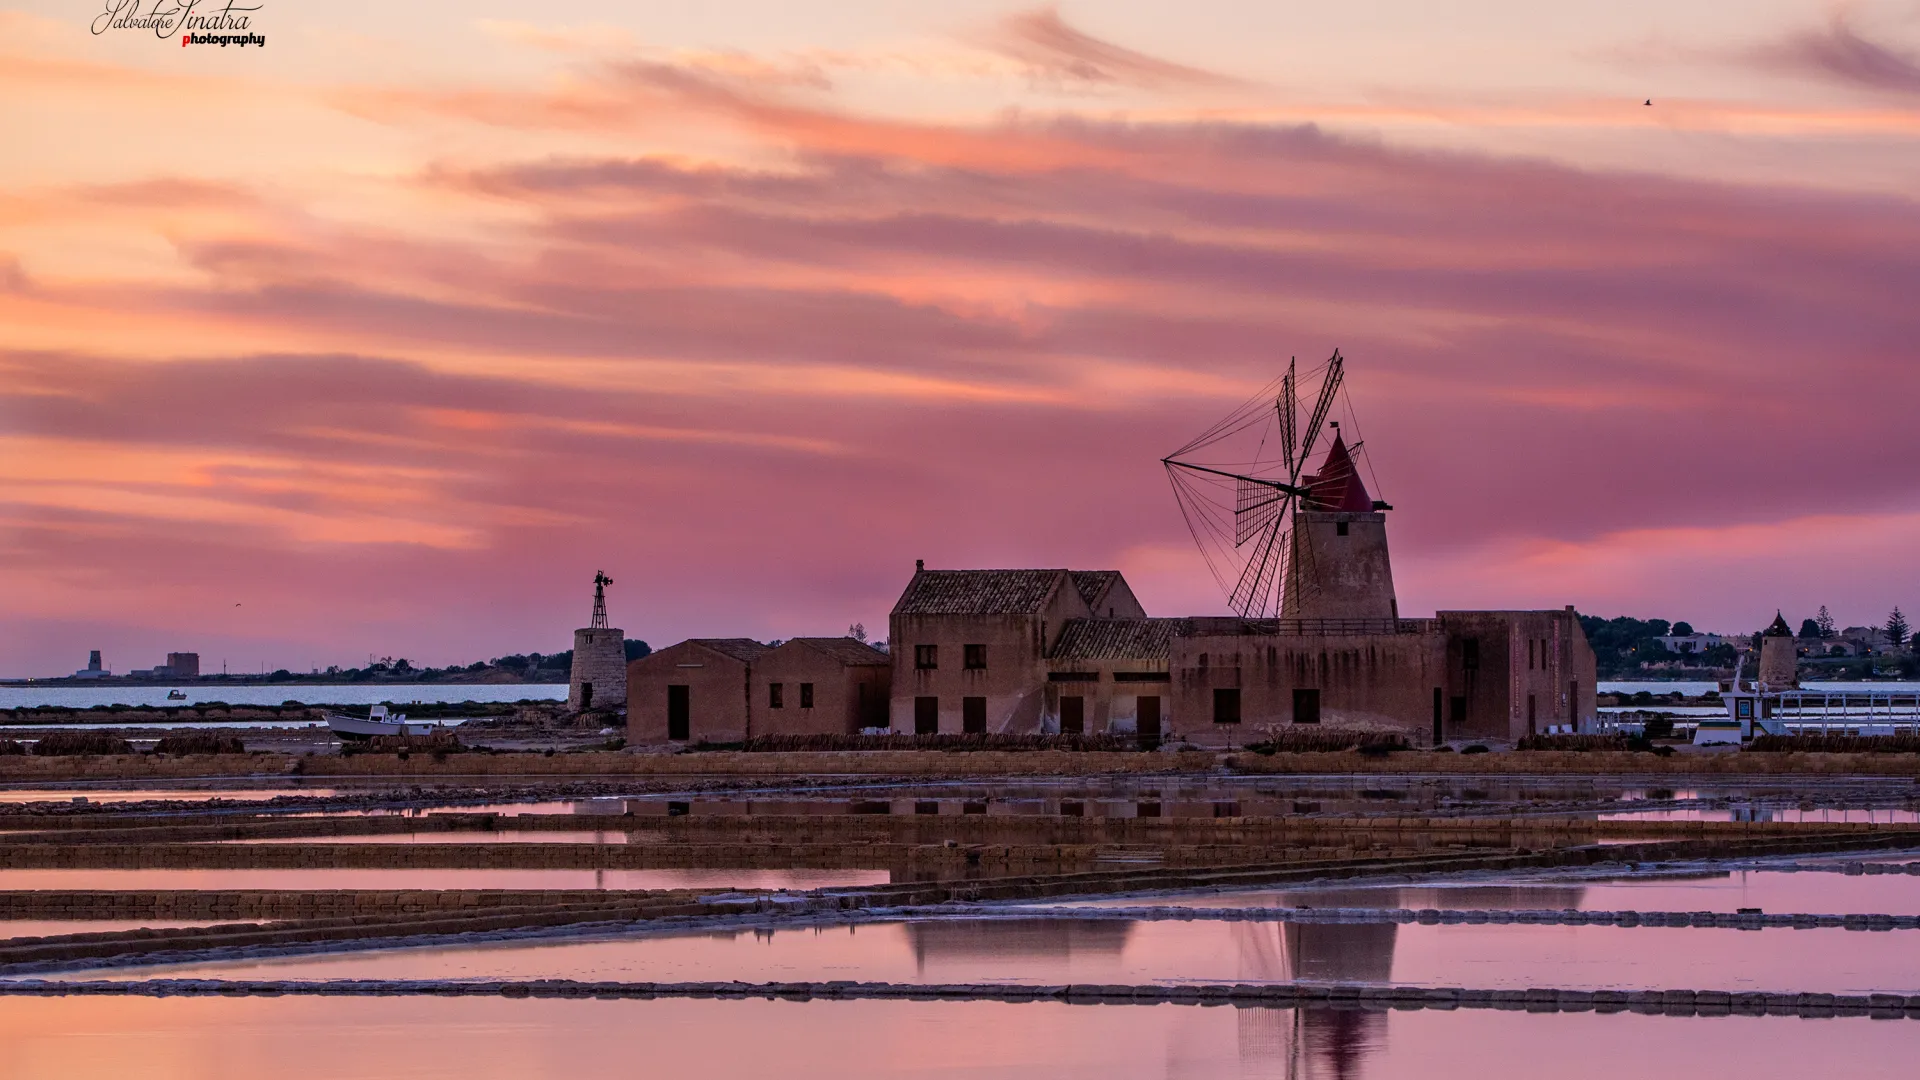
[326,705,441,741]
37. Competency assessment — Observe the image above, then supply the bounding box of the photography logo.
[91,1,265,48]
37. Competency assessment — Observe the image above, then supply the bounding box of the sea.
[0,684,569,710]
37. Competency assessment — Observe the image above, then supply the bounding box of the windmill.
[1163,350,1383,619]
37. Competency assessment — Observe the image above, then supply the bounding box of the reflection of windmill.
[1164,351,1389,620]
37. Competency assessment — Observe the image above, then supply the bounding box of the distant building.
[1655,633,1725,654]
[165,652,200,678]
[72,650,109,679]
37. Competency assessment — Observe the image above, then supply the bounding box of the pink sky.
[4,1,1918,675]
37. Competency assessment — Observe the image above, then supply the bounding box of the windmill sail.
[1163,350,1367,620]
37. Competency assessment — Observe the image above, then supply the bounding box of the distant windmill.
[1163,350,1383,619]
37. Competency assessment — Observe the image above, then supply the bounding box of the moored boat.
[326,704,441,741]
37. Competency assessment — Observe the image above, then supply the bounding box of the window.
[914,696,939,735]
[1528,639,1535,670]
[1336,520,1349,536]
[1060,695,1085,734]
[964,644,987,670]
[800,682,814,709]
[768,682,784,709]
[914,644,938,670]
[963,696,987,734]
[1292,687,1321,724]
[1213,687,1242,724]
[1527,694,1537,735]
[1462,638,1480,671]
[1450,695,1467,725]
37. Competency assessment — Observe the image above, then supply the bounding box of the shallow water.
[1054,870,1920,916]
[0,995,1912,1080]
[0,920,222,939]
[91,910,1920,994]
[221,832,637,845]
[0,685,568,709]
[0,788,337,805]
[0,868,887,891]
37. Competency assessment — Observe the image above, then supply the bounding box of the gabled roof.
[1050,618,1194,662]
[1302,432,1375,513]
[892,569,1066,615]
[784,637,891,666]
[1070,570,1123,609]
[689,638,773,663]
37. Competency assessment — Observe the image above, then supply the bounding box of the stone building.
[567,572,627,712]
[627,636,889,743]
[751,638,893,736]
[627,638,768,743]
[882,434,1596,746]
[887,563,1146,735]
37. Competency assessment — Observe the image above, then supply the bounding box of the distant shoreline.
[0,678,568,688]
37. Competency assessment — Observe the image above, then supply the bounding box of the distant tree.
[1888,607,1911,651]
[1816,606,1836,639]
[1798,618,1821,639]
[392,658,413,674]
[466,661,487,672]
[849,622,868,643]
[624,640,652,663]
[268,669,292,681]
[1671,622,1694,636]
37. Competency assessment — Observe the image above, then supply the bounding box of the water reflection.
[905,918,1132,973]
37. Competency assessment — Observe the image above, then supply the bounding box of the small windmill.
[589,571,613,629]
[1163,350,1382,619]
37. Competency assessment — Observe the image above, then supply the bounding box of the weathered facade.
[626,638,768,744]
[627,636,889,743]
[750,638,893,736]
[888,563,1146,735]
[568,628,626,712]
[1162,609,1595,748]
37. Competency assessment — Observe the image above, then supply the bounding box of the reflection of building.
[902,918,1130,973]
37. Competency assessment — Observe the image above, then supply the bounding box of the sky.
[3,0,1919,676]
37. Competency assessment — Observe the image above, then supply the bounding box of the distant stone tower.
[568,571,627,712]
[1281,430,1398,621]
[1758,611,1798,690]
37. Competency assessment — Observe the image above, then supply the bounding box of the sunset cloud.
[4,3,1917,675]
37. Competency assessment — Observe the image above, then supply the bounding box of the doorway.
[915,696,939,735]
[1137,695,1162,746]
[1060,696,1085,735]
[667,685,690,741]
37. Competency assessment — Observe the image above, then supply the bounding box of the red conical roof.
[1302,432,1374,512]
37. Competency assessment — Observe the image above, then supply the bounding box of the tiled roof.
[787,637,891,666]
[892,569,1066,615]
[691,638,773,663]
[1070,570,1123,608]
[1049,618,1194,662]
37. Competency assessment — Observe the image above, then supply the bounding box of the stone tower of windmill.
[568,571,627,712]
[1281,424,1398,622]
[1758,611,1798,690]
